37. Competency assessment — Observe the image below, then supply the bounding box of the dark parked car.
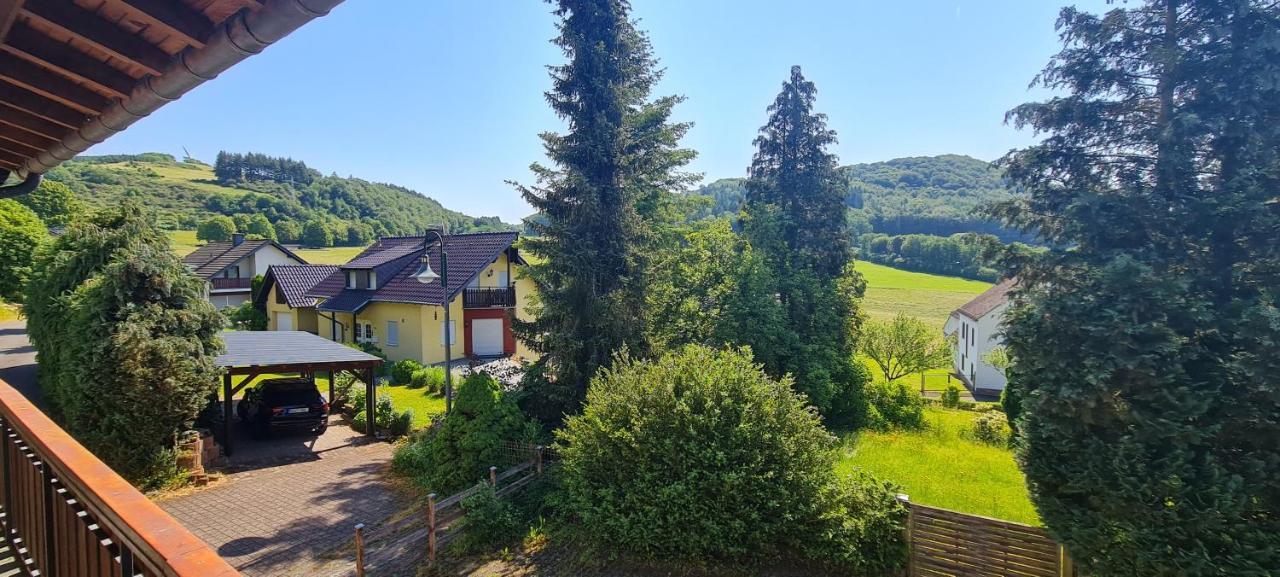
[237,378,329,439]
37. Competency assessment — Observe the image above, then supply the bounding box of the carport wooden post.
[364,367,376,437]
[223,373,233,457]
[328,371,336,405]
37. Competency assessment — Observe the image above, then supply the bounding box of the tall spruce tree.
[992,2,1280,574]
[513,0,694,424]
[742,66,869,427]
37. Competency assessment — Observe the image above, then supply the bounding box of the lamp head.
[413,258,440,284]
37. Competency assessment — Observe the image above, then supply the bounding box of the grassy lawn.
[857,261,991,327]
[292,245,366,264]
[836,406,1039,525]
[378,383,447,429]
[165,229,365,264]
[0,302,21,322]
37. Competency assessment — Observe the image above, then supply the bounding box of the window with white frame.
[386,320,399,347]
[440,320,456,346]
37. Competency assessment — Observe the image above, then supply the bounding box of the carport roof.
[215,330,382,375]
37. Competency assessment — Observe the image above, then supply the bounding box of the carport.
[214,331,383,456]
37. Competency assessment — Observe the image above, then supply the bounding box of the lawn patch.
[836,406,1039,525]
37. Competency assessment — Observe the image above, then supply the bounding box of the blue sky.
[87,0,1109,223]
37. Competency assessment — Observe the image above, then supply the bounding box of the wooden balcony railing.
[0,378,238,577]
[210,277,252,291]
[463,287,516,309]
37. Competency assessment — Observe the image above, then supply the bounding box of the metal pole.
[441,246,451,414]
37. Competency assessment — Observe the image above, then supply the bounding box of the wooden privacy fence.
[899,496,1075,577]
[425,443,549,564]
[0,377,238,577]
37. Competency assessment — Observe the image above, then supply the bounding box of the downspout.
[17,0,346,177]
[0,172,41,200]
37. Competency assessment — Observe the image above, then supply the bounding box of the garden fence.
[899,496,1077,577]
[425,442,553,564]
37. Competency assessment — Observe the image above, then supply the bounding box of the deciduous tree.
[860,312,952,383]
[196,215,236,242]
[18,180,82,227]
[0,200,47,302]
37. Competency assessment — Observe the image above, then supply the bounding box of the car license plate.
[287,408,310,414]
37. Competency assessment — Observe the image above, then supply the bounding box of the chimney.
[232,233,245,246]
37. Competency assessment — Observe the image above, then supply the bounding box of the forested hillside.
[692,154,1024,242]
[44,152,514,246]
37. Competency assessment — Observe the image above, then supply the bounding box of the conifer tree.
[742,66,869,426]
[993,2,1280,574]
[513,0,694,424]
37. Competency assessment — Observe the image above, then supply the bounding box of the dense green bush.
[971,411,1011,447]
[940,385,961,408]
[557,345,905,571]
[389,359,422,385]
[392,372,540,494]
[865,380,925,430]
[196,215,235,242]
[351,410,368,434]
[799,471,910,573]
[0,199,48,302]
[24,205,223,488]
[225,301,267,330]
[410,366,446,392]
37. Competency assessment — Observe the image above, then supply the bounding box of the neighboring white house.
[942,278,1016,394]
[182,233,308,309]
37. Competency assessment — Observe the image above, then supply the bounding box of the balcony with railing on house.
[463,286,517,309]
[210,277,253,292]
[0,378,238,577]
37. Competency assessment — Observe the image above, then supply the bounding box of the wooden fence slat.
[904,500,1069,577]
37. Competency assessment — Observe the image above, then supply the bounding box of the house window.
[364,323,374,341]
[441,320,456,346]
[347,270,372,290]
[368,271,377,290]
[386,321,399,347]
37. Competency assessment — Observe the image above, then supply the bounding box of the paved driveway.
[0,321,40,405]
[157,415,427,577]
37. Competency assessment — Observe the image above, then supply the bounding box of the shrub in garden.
[392,372,540,493]
[557,345,906,571]
[864,380,925,430]
[940,384,961,408]
[390,359,422,385]
[351,410,368,434]
[455,483,523,553]
[799,471,910,573]
[971,411,1011,447]
[24,205,223,488]
[410,366,446,392]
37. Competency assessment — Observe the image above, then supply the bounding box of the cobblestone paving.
[157,417,418,577]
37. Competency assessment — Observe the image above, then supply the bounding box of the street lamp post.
[413,231,452,413]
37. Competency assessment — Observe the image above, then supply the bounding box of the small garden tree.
[25,205,223,488]
[860,312,952,382]
[558,345,907,571]
[0,199,48,302]
[196,214,236,242]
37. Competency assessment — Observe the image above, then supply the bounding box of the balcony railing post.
[40,461,55,577]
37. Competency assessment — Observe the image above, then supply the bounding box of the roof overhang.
[0,0,344,185]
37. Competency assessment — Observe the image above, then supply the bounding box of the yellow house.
[256,232,536,366]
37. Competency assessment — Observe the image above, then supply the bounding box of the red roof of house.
[954,278,1017,320]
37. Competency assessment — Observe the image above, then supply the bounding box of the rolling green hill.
[692,154,1024,242]
[44,153,514,242]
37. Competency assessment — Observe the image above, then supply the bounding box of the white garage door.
[275,312,293,331]
[471,319,504,357]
